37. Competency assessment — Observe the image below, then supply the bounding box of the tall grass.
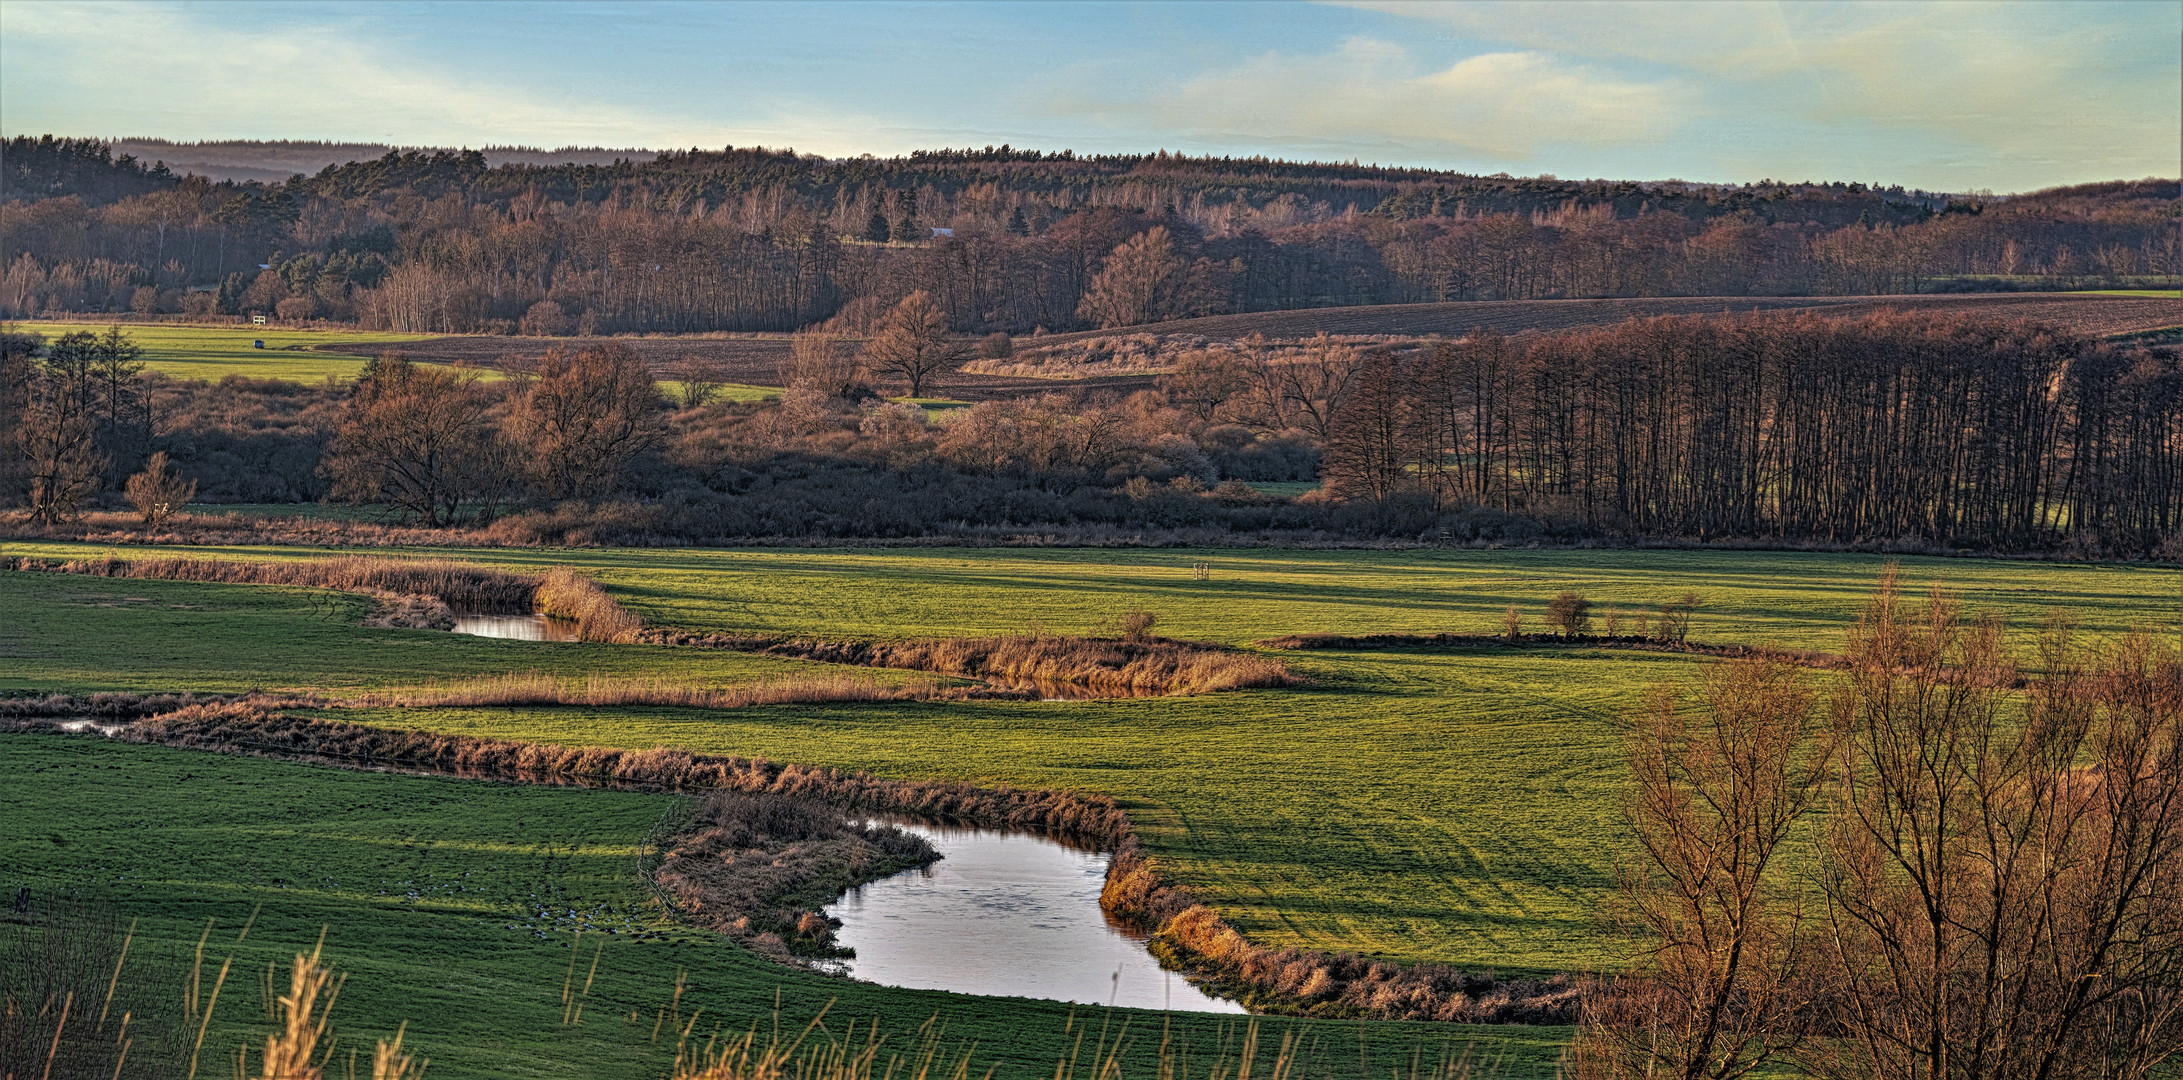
[345,670,951,710]
[533,567,644,643]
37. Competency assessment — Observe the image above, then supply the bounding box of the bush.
[1546,590,1592,639]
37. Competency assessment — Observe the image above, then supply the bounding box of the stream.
[827,822,1245,1013]
[451,612,582,641]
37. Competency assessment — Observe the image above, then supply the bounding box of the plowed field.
[350,292,2178,402]
[1038,291,2181,344]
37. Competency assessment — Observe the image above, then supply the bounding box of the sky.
[1,0,2176,193]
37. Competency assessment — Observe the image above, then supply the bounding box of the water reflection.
[451,613,582,642]
[826,822,1245,1013]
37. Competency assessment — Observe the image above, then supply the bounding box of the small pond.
[451,613,583,642]
[826,822,1245,1013]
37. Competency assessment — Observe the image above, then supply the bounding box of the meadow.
[5,543,2178,1075]
[9,320,435,382]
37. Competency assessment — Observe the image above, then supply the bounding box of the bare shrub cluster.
[1574,569,2183,1080]
[652,791,937,962]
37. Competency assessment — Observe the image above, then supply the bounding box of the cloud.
[1065,37,1688,164]
[1338,0,2180,185]
[0,2,690,145]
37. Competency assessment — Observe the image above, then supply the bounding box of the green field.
[5,543,2177,1075]
[6,736,1556,1079]
[9,321,435,382]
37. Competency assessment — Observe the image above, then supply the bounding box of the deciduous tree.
[861,291,962,398]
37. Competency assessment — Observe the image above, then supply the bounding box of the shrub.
[1546,591,1592,639]
[124,450,197,526]
[1120,610,1158,642]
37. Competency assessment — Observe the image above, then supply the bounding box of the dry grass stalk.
[346,670,947,711]
[254,943,341,1080]
[372,1022,427,1080]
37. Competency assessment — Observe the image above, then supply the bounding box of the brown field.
[1035,291,2183,344]
[338,293,2178,402]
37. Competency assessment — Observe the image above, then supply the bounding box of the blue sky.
[1,0,2175,193]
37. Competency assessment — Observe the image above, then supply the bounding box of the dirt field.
[344,293,2178,402]
[1036,292,2182,344]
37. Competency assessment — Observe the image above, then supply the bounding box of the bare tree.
[781,330,866,398]
[1810,568,2183,1080]
[1078,226,1185,329]
[125,450,196,526]
[1570,660,1830,1080]
[667,355,727,408]
[323,356,502,526]
[1274,333,1360,442]
[511,343,664,498]
[1548,591,1595,639]
[18,332,105,524]
[861,291,963,398]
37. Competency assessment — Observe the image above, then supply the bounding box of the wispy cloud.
[1,1,682,145]
[1342,0,2180,185]
[1060,37,1688,164]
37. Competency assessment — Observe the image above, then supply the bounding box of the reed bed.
[1261,630,1845,667]
[534,567,645,643]
[345,670,954,710]
[639,631,1299,697]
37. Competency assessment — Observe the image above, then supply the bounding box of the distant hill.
[104,138,660,184]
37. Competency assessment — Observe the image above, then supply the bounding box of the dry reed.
[533,567,644,643]
[639,631,1298,697]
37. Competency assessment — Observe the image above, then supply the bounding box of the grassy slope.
[7,544,2174,977]
[5,736,1551,1079]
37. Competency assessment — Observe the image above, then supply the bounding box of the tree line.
[5,310,2179,556]
[1322,312,2183,554]
[2,137,2173,335]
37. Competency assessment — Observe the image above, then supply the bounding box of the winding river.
[827,822,1244,1013]
[449,612,1239,1012]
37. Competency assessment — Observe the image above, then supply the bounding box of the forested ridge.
[3,136,2175,335]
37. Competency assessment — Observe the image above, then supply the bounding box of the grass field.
[10,321,435,383]
[5,543,2176,1075]
[5,736,1558,1079]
